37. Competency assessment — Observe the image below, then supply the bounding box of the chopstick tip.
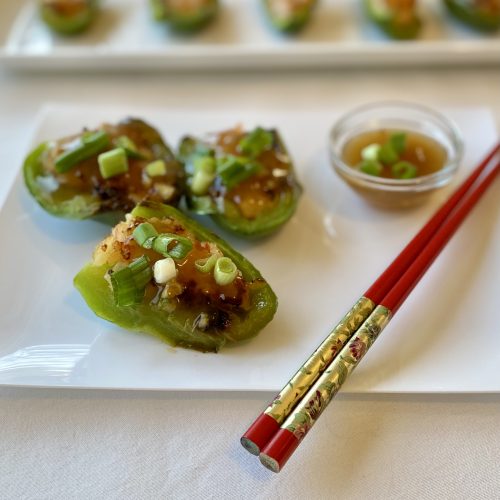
[240,437,260,456]
[259,453,281,473]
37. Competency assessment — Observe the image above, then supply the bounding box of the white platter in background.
[1,0,500,70]
[0,104,498,392]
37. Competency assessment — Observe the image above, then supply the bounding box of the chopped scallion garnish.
[195,254,218,273]
[361,143,381,162]
[214,257,238,286]
[193,156,216,174]
[55,130,110,173]
[188,195,218,215]
[128,255,154,289]
[109,255,152,306]
[377,143,399,165]
[132,222,158,249]
[391,161,417,179]
[238,127,273,157]
[191,169,216,195]
[146,159,167,177]
[216,155,261,191]
[152,233,193,260]
[98,148,129,179]
[389,132,407,154]
[358,160,383,177]
[115,136,143,158]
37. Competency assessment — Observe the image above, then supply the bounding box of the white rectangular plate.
[2,0,500,70]
[0,104,498,392]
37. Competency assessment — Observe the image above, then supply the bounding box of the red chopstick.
[241,142,500,456]
[259,157,500,472]
[365,141,500,304]
[383,160,500,313]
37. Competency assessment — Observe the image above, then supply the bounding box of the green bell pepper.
[23,118,184,220]
[178,127,302,238]
[444,0,500,31]
[74,202,278,353]
[263,0,317,32]
[150,0,219,31]
[39,0,98,35]
[363,0,421,39]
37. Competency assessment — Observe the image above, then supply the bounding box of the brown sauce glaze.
[342,129,448,179]
[41,119,181,213]
[107,216,257,332]
[212,127,294,220]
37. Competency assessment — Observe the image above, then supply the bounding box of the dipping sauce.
[342,129,448,179]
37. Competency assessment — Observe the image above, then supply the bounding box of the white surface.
[0,104,498,392]
[1,64,500,499]
[1,390,500,499]
[2,0,500,70]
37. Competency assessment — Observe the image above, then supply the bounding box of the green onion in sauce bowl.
[329,102,464,208]
[344,130,448,181]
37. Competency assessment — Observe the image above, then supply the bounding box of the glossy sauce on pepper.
[42,119,182,212]
[214,128,294,220]
[342,129,448,179]
[105,216,255,332]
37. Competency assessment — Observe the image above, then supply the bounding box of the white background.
[1,1,500,498]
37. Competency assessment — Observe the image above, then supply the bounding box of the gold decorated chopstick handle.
[241,297,374,455]
[264,297,375,424]
[260,305,391,472]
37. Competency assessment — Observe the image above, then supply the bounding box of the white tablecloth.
[0,46,499,499]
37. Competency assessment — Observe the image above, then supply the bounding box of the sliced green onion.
[98,148,129,179]
[191,169,216,195]
[361,143,381,162]
[115,136,144,159]
[193,155,216,174]
[238,127,273,157]
[216,155,244,178]
[195,254,218,273]
[389,132,407,154]
[191,156,216,196]
[216,155,261,191]
[55,130,110,173]
[358,160,383,177]
[133,222,158,249]
[110,268,138,306]
[128,255,154,288]
[188,195,218,215]
[152,233,193,260]
[377,143,399,165]
[146,159,167,177]
[391,161,418,179]
[109,255,152,306]
[214,257,238,286]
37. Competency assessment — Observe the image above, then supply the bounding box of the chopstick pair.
[241,142,500,472]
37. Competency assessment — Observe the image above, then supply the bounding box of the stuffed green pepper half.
[39,0,98,35]
[24,118,184,220]
[262,0,317,32]
[178,126,302,238]
[150,0,218,31]
[443,0,500,31]
[74,202,277,352]
[364,0,421,39]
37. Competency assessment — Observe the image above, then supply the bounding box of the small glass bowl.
[329,102,464,208]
